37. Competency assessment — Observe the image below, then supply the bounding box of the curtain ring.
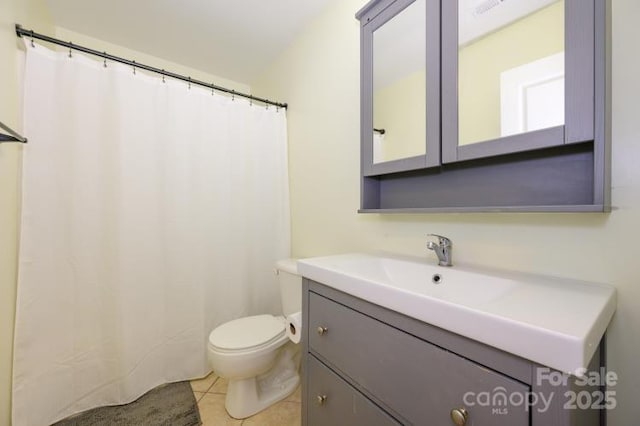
[232,90,235,101]
[103,52,107,68]
[188,77,191,90]
[211,84,214,96]
[133,60,136,75]
[162,70,165,83]
[68,42,73,58]
[30,30,35,48]
[266,101,270,110]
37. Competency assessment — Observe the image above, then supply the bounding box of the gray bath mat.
[53,381,201,426]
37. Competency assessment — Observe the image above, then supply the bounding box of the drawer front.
[309,292,530,425]
[307,355,401,426]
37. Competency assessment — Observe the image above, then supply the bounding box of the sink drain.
[432,273,442,284]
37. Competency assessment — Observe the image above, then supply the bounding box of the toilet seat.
[209,315,285,353]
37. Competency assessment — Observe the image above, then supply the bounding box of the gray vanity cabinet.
[302,278,604,426]
[307,292,528,425]
[307,357,401,426]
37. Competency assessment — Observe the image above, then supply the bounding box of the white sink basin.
[297,253,616,375]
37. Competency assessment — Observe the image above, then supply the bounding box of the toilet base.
[225,344,300,419]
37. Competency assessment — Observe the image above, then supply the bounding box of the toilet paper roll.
[285,312,302,344]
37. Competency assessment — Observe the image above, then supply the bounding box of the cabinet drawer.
[309,292,529,425]
[307,355,400,426]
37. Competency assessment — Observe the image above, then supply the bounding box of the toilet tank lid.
[276,259,298,275]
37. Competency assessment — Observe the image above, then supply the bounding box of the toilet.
[207,259,302,419]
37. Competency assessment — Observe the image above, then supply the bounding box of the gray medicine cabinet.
[357,0,610,213]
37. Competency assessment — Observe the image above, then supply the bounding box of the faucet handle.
[427,234,452,246]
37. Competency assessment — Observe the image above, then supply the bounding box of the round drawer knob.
[450,408,469,426]
[317,326,328,335]
[316,394,327,405]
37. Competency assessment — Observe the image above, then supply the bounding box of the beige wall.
[0,2,53,424]
[0,6,247,424]
[53,29,250,94]
[252,0,640,423]
[459,1,564,145]
[374,69,426,161]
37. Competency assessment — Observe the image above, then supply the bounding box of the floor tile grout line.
[189,372,217,390]
[204,376,219,393]
[193,377,301,425]
[207,377,227,394]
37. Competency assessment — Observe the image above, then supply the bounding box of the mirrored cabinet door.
[442,0,595,163]
[360,0,440,176]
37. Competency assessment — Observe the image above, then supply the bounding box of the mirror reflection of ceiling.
[459,0,561,46]
[373,0,426,91]
[373,0,561,91]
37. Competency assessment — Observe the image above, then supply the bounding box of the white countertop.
[298,253,616,375]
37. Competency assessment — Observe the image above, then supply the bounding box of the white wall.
[252,0,640,423]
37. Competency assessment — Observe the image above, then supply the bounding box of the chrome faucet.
[427,234,453,267]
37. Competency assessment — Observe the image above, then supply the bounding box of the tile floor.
[190,373,301,426]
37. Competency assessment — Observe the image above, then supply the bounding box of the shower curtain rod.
[15,24,288,110]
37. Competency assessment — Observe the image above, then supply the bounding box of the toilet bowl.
[207,259,301,419]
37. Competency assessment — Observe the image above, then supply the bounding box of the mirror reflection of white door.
[500,52,564,136]
[373,132,384,164]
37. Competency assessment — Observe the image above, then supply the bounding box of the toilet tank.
[276,259,302,316]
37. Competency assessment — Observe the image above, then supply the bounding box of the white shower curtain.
[12,41,290,426]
